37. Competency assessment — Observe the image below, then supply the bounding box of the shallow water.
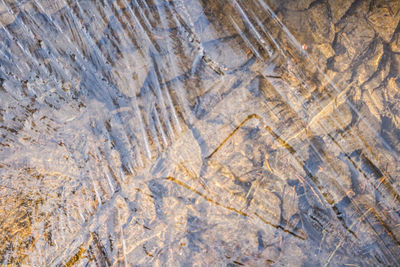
[0,0,399,266]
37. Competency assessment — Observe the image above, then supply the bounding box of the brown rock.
[276,9,312,47]
[309,2,335,44]
[391,32,400,52]
[332,16,375,72]
[366,2,400,43]
[363,90,383,121]
[317,43,335,58]
[281,0,314,11]
[335,1,375,51]
[264,0,280,11]
[328,0,355,23]
[331,54,351,73]
[356,42,384,85]
[387,78,400,99]
[312,43,335,69]
[393,53,400,74]
[361,46,390,93]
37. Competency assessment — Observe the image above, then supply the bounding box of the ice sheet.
[0,0,399,266]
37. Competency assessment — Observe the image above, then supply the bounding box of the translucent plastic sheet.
[0,0,399,266]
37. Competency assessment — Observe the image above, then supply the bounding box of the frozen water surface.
[0,0,399,266]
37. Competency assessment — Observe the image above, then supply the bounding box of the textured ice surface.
[0,0,399,266]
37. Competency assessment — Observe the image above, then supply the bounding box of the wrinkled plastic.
[0,0,399,266]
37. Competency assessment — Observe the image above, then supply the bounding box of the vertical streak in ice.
[164,86,182,132]
[134,138,145,168]
[155,80,175,141]
[77,205,86,222]
[131,94,152,159]
[230,18,263,59]
[153,105,168,148]
[0,0,48,76]
[148,106,162,152]
[118,208,128,267]
[59,212,66,244]
[105,169,115,193]
[230,0,268,47]
[65,208,73,233]
[121,0,154,48]
[89,169,102,206]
